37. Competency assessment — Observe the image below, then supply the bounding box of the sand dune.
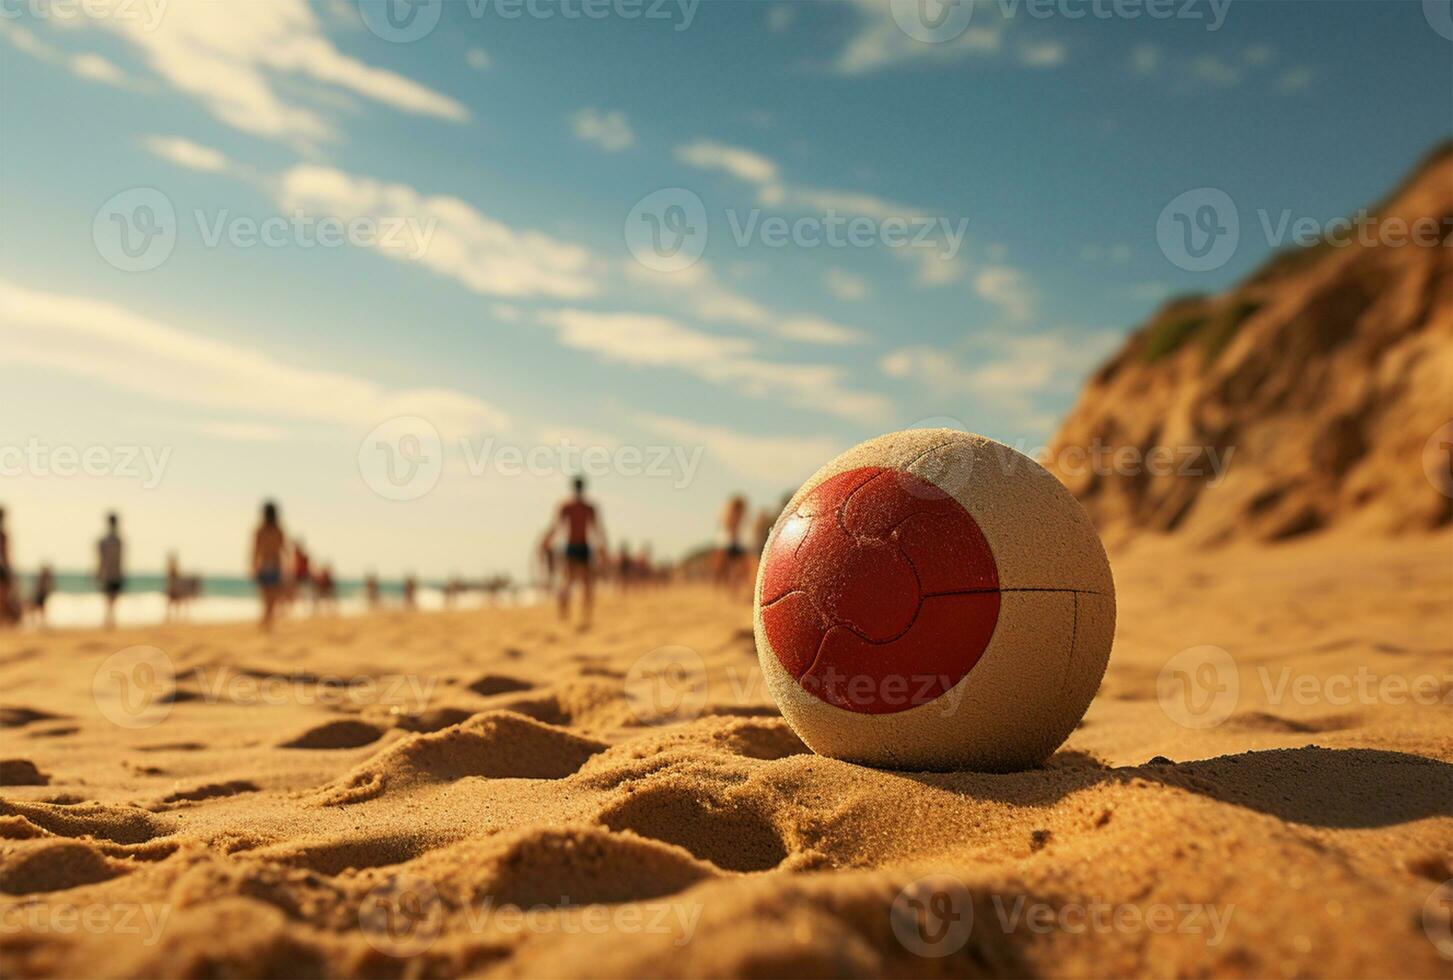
[1,533,1450,977]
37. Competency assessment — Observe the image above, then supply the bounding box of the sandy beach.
[2,531,1449,977]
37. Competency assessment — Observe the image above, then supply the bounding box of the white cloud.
[76,0,467,144]
[467,47,491,71]
[635,413,843,485]
[1018,41,1066,68]
[68,51,128,84]
[143,135,231,173]
[674,139,933,227]
[570,108,635,153]
[767,5,796,34]
[536,309,888,422]
[0,19,130,86]
[275,165,601,299]
[536,309,754,368]
[974,266,1034,322]
[675,140,779,184]
[1189,54,1242,88]
[832,0,1021,75]
[882,328,1119,431]
[0,280,509,440]
[1130,43,1160,76]
[824,267,869,301]
[625,261,865,346]
[1278,67,1314,93]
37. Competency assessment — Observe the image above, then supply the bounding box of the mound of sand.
[1,531,1450,977]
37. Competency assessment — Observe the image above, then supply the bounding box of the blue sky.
[0,0,1448,579]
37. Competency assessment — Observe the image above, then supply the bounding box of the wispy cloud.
[0,280,509,439]
[570,108,635,153]
[635,413,843,484]
[974,265,1034,322]
[71,0,467,144]
[536,309,888,423]
[675,139,932,222]
[625,261,866,346]
[675,140,779,184]
[143,135,231,174]
[824,267,870,301]
[882,327,1120,431]
[1132,41,1313,94]
[275,165,602,299]
[0,19,130,87]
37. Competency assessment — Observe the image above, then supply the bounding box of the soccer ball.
[754,429,1115,772]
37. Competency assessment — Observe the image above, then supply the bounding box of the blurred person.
[315,564,336,615]
[714,495,749,591]
[0,507,12,628]
[291,539,312,610]
[28,565,53,628]
[97,512,124,629]
[543,476,606,629]
[164,552,185,623]
[402,574,417,610]
[537,532,558,592]
[364,573,381,610]
[251,501,287,631]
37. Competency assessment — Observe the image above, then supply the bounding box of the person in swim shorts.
[252,500,287,631]
[543,476,606,629]
[97,512,124,629]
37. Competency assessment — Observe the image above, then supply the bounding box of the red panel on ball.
[760,467,1002,714]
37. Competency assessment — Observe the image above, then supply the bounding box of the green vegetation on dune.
[1139,296,1263,366]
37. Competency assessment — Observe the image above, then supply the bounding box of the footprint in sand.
[467,674,534,697]
[598,784,790,873]
[279,719,385,749]
[0,759,50,786]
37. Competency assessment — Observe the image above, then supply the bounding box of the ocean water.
[9,572,537,629]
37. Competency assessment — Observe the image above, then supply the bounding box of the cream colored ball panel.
[780,429,1113,596]
[756,590,1077,772]
[1052,592,1116,746]
[903,437,1114,596]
